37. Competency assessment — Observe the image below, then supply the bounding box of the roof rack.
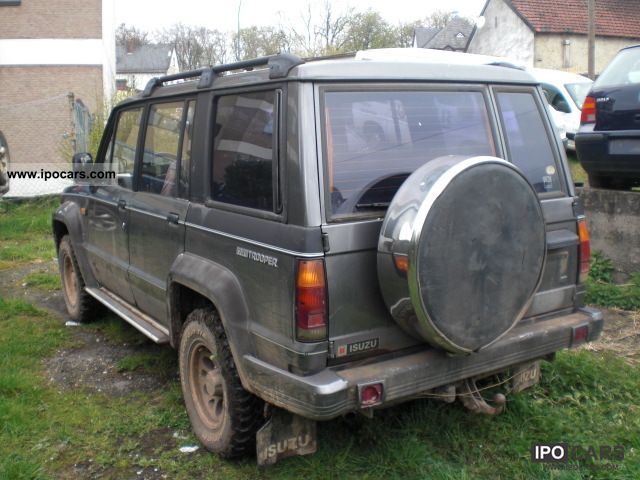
[142,53,305,97]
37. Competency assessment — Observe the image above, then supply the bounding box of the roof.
[414,27,440,48]
[501,0,640,39]
[116,44,174,74]
[424,17,474,51]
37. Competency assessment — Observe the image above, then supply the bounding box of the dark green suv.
[53,49,603,464]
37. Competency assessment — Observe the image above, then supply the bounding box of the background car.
[531,68,593,151]
[575,45,640,190]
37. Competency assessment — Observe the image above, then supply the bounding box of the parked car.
[531,68,593,151]
[52,49,602,464]
[576,44,640,189]
[0,131,9,196]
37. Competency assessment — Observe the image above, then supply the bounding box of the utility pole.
[587,0,595,79]
[236,0,242,61]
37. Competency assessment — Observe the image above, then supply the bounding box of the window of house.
[495,91,561,194]
[116,79,128,91]
[111,108,143,189]
[211,91,277,212]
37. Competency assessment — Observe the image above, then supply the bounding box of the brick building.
[0,0,115,176]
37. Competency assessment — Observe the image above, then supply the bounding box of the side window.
[179,101,196,198]
[141,102,184,196]
[212,91,276,212]
[496,91,562,194]
[112,108,143,190]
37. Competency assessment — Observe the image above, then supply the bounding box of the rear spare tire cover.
[377,156,546,354]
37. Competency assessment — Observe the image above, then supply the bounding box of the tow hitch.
[458,377,507,416]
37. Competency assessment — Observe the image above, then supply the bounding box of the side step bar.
[85,287,170,344]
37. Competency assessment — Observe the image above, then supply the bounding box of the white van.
[530,68,593,150]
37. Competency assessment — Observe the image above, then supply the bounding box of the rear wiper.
[355,202,390,209]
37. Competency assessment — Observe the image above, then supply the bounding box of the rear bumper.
[575,130,640,176]
[243,307,603,420]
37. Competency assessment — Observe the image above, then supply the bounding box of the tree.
[342,11,396,52]
[232,26,290,61]
[157,24,229,70]
[394,20,422,48]
[115,23,149,50]
[422,10,456,29]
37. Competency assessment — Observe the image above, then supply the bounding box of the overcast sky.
[115,0,487,33]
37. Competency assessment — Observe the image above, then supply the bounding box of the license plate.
[512,361,541,393]
[609,138,640,154]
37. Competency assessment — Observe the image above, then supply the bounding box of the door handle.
[166,213,180,224]
[117,199,127,210]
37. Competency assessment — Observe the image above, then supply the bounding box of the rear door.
[319,85,503,360]
[127,99,196,324]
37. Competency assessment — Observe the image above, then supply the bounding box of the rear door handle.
[117,199,127,210]
[166,212,180,224]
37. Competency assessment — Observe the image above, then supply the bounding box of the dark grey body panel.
[128,192,190,324]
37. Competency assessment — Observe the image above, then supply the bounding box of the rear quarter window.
[495,91,562,194]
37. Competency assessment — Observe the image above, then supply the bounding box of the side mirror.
[72,152,93,172]
[553,98,571,114]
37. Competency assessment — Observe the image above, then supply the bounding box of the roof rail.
[141,53,304,97]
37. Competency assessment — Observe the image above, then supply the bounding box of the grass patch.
[1,296,639,479]
[567,151,588,186]
[22,271,61,291]
[0,197,58,269]
[117,350,177,375]
[587,252,640,310]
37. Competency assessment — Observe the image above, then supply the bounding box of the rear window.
[495,92,561,194]
[322,90,496,218]
[595,47,640,87]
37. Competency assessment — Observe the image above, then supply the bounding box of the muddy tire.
[58,235,99,322]
[179,307,264,458]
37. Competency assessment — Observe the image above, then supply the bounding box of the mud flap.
[256,407,317,466]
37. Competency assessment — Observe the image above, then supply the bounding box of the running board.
[85,287,170,344]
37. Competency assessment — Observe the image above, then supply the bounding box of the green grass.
[567,151,588,186]
[0,196,58,269]
[1,294,638,479]
[22,271,61,291]
[586,252,640,310]
[1,198,639,478]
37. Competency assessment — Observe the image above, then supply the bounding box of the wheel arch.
[52,200,98,287]
[167,253,254,384]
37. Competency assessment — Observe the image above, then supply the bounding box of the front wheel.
[179,307,264,458]
[57,235,99,322]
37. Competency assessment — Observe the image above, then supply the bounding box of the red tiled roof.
[506,0,640,39]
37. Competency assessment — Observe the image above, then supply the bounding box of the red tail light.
[578,218,591,283]
[580,95,597,124]
[295,259,327,341]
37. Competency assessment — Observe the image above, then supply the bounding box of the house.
[413,17,474,52]
[116,44,179,92]
[0,0,115,177]
[467,0,640,74]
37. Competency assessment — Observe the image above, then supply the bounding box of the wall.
[467,0,535,66]
[535,34,640,75]
[0,66,103,165]
[580,188,640,280]
[0,0,101,39]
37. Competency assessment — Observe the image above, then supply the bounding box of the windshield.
[595,47,640,87]
[322,89,496,218]
[565,82,592,109]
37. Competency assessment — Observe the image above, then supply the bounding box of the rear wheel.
[179,307,264,458]
[58,235,99,322]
